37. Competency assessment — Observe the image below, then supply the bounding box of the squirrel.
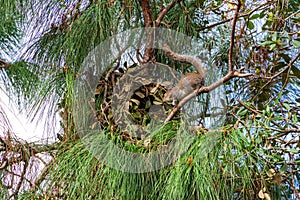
[163,64,207,104]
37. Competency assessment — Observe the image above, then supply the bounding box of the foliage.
[0,0,299,199]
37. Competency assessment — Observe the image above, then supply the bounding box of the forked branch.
[140,0,180,63]
[164,68,253,123]
[163,0,252,123]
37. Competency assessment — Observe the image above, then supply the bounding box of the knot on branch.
[233,67,253,78]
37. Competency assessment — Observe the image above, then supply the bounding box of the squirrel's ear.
[164,88,170,96]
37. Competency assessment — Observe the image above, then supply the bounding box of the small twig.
[267,129,300,140]
[136,48,143,64]
[0,59,10,68]
[0,158,8,169]
[284,10,300,21]
[5,169,35,188]
[116,1,126,21]
[135,29,145,65]
[10,159,29,198]
[32,158,55,192]
[155,0,179,26]
[198,2,272,31]
[238,100,282,128]
[254,51,300,98]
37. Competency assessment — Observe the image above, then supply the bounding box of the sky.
[0,86,60,143]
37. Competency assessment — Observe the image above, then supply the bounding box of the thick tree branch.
[164,68,253,123]
[140,0,153,28]
[164,1,244,124]
[228,0,241,72]
[140,0,180,63]
[140,0,154,63]
[162,40,253,122]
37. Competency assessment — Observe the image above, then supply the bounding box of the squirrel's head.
[163,87,183,105]
[163,88,173,102]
